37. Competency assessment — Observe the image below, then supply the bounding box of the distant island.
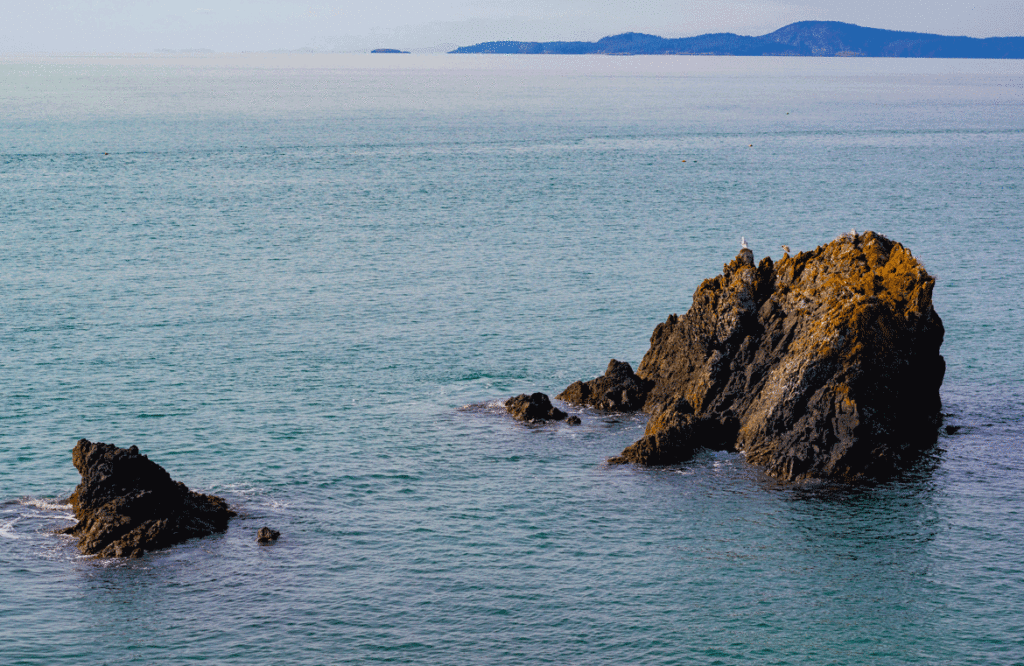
[450,21,1024,58]
[371,48,410,54]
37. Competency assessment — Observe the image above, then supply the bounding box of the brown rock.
[557,359,653,412]
[615,231,945,481]
[61,439,235,558]
[505,393,567,423]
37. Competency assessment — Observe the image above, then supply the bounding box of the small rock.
[566,415,581,425]
[505,392,567,422]
[557,359,653,412]
[257,527,280,543]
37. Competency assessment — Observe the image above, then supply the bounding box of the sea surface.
[2,54,1023,665]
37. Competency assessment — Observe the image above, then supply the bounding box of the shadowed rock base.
[608,398,738,466]
[61,439,235,558]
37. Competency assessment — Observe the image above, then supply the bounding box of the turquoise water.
[2,54,1023,664]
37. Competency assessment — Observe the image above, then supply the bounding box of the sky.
[1,0,1021,53]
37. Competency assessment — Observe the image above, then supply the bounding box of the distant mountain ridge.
[450,21,1024,58]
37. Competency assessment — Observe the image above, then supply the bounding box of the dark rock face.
[62,439,235,558]
[505,393,567,423]
[616,231,945,482]
[557,359,653,412]
[566,415,582,426]
[257,527,280,543]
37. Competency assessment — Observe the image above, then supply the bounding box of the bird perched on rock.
[738,236,754,265]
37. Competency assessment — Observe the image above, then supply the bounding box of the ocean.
[2,53,1023,665]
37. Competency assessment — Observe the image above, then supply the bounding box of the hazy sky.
[2,0,1021,53]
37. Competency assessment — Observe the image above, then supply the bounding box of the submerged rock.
[505,393,567,423]
[257,527,280,543]
[614,231,945,482]
[557,359,653,412]
[61,439,235,558]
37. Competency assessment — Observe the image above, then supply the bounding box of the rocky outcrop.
[613,231,945,482]
[505,393,567,423]
[61,439,235,558]
[557,359,652,412]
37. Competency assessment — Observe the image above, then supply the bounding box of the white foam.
[0,519,22,539]
[220,483,253,491]
[457,399,507,413]
[20,498,73,512]
[209,484,288,510]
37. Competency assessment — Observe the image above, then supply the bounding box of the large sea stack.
[570,231,944,482]
[62,439,235,558]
